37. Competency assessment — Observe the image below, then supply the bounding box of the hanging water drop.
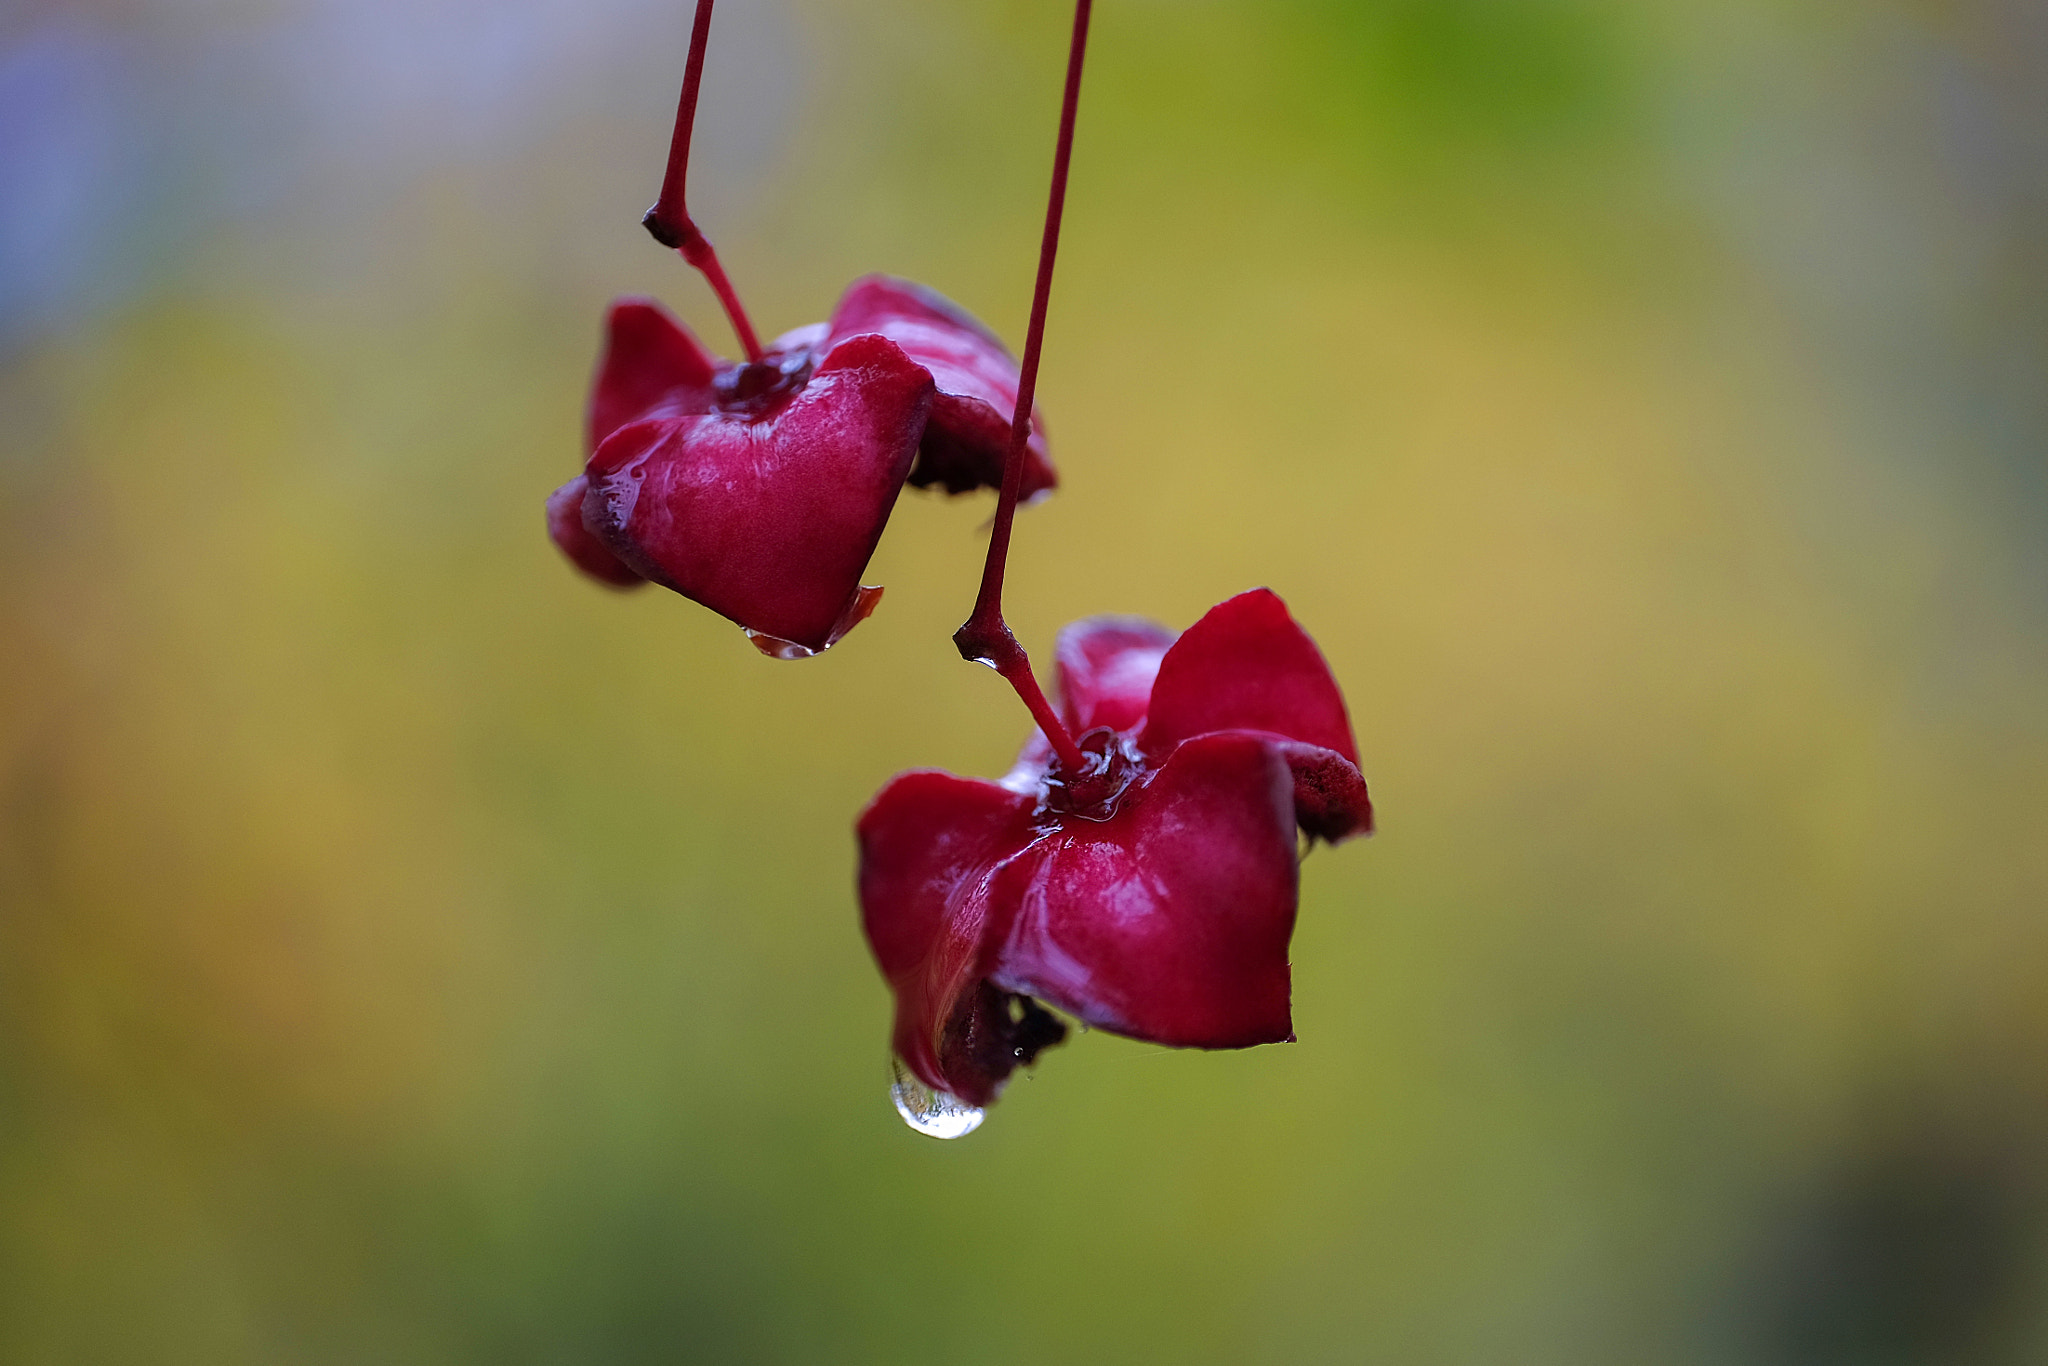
[743,586,884,659]
[889,1057,984,1139]
[744,628,818,660]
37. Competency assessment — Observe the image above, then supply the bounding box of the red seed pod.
[547,282,1058,656]
[858,590,1372,1109]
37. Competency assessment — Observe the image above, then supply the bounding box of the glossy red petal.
[583,333,934,652]
[586,298,721,452]
[1140,589,1360,764]
[828,276,1055,500]
[990,732,1300,1049]
[857,770,1055,1106]
[1052,614,1177,736]
[545,475,644,588]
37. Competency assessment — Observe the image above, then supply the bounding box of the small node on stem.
[641,208,683,250]
[951,619,1012,670]
[954,618,1087,776]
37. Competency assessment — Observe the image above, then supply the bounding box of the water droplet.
[744,629,817,660]
[889,1057,984,1139]
[742,586,884,660]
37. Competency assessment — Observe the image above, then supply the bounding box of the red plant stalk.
[953,0,1093,776]
[642,0,764,362]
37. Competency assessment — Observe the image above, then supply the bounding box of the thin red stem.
[953,0,1092,776]
[642,0,765,362]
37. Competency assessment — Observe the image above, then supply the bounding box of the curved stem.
[953,0,1092,776]
[642,0,765,362]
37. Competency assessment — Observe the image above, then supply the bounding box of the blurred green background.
[6,0,2048,1361]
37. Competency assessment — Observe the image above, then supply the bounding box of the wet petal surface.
[583,334,933,651]
[827,276,1055,500]
[545,475,643,587]
[857,770,1054,1106]
[991,732,1300,1049]
[1142,588,1361,763]
[585,298,720,451]
[1053,615,1177,735]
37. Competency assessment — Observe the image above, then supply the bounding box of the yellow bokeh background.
[5,1,2048,1360]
